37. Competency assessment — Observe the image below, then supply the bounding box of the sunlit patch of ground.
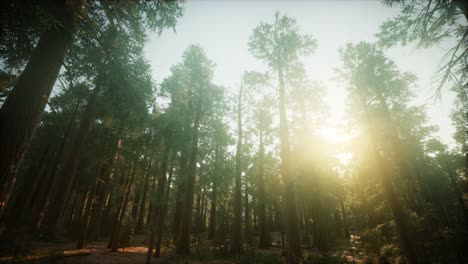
[116,246,150,254]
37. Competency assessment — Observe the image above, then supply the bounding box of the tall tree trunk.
[107,166,131,249]
[445,166,468,229]
[358,89,419,264]
[202,191,208,232]
[244,173,251,246]
[108,155,139,249]
[172,117,191,239]
[302,207,311,250]
[0,3,75,212]
[88,137,122,241]
[147,147,170,263]
[23,147,54,218]
[277,66,301,263]
[175,100,202,256]
[171,160,184,238]
[136,158,153,233]
[60,190,79,229]
[194,188,202,233]
[27,100,80,227]
[379,153,419,264]
[110,160,137,252]
[147,162,159,230]
[314,197,327,252]
[340,200,350,239]
[70,192,86,227]
[253,197,258,233]
[197,187,206,233]
[131,188,141,220]
[231,84,243,255]
[35,125,79,232]
[154,159,174,257]
[77,166,101,249]
[200,188,206,232]
[44,89,98,238]
[4,144,52,226]
[258,131,270,248]
[278,199,285,250]
[208,139,220,240]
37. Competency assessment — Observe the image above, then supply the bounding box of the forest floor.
[0,234,365,263]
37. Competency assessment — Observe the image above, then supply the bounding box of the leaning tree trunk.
[277,66,301,263]
[0,2,75,213]
[231,84,244,255]
[5,145,51,226]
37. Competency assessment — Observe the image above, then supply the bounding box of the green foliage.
[338,42,416,121]
[1,4,466,264]
[248,11,317,70]
[0,0,184,99]
[378,0,465,49]
[378,0,467,97]
[361,222,396,254]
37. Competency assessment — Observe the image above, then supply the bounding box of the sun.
[316,126,355,166]
[317,126,353,144]
[336,152,353,166]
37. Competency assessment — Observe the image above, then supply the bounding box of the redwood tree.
[248,12,317,263]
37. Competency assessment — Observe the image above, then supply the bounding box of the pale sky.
[144,0,458,147]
